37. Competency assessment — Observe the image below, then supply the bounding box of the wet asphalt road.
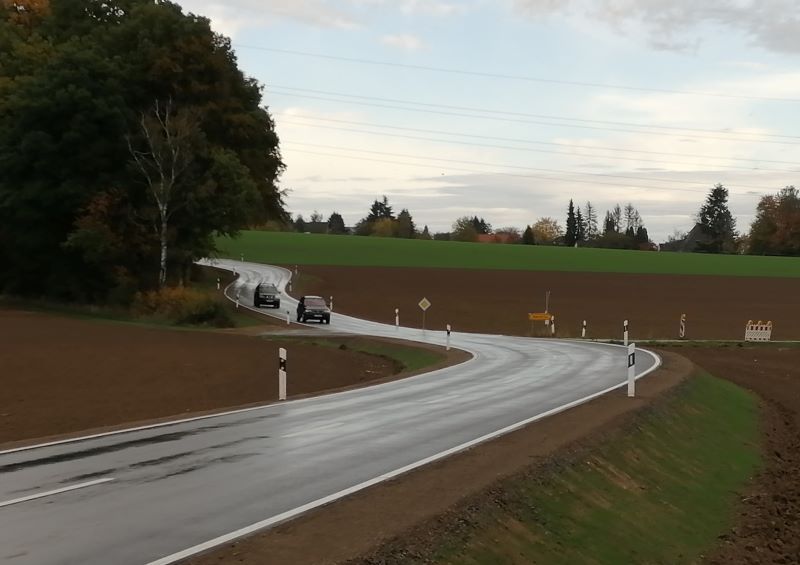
[0,260,659,565]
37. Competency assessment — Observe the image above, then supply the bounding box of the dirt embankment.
[294,265,800,340]
[0,310,456,448]
[669,346,800,564]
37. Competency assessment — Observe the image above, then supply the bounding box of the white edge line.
[145,349,662,565]
[0,478,114,509]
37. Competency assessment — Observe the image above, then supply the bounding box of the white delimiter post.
[582,320,587,339]
[330,296,334,312]
[623,319,629,346]
[627,343,636,398]
[216,277,221,291]
[278,347,287,401]
[446,324,451,351]
[551,316,556,337]
[286,310,290,325]
[395,308,399,330]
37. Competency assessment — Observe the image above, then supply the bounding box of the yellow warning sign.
[528,312,553,321]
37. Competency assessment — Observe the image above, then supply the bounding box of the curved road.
[0,260,659,565]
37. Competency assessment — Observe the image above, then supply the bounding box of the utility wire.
[277,115,799,174]
[270,85,800,141]
[283,141,781,191]
[276,112,800,167]
[268,90,800,146]
[286,147,769,196]
[234,44,800,103]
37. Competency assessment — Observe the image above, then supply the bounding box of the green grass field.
[433,373,760,565]
[218,231,800,277]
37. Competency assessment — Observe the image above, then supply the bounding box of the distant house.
[304,221,329,234]
[660,224,711,252]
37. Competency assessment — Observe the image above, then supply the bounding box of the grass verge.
[217,231,800,278]
[268,336,445,376]
[432,373,760,565]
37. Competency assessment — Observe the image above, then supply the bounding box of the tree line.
[0,1,286,302]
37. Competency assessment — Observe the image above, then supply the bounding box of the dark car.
[254,282,281,308]
[297,295,331,324]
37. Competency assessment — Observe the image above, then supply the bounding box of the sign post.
[278,347,287,401]
[395,308,399,330]
[446,324,451,351]
[623,320,629,346]
[582,320,587,339]
[418,297,431,332]
[627,343,636,398]
[679,314,686,339]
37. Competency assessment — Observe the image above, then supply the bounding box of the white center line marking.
[0,478,115,509]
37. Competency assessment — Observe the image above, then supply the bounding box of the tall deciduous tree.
[749,186,800,255]
[532,217,562,244]
[127,99,199,287]
[0,0,287,297]
[452,216,479,242]
[697,184,737,253]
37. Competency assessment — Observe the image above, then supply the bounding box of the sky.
[176,0,800,241]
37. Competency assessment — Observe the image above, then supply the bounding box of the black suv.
[297,296,331,324]
[254,283,281,308]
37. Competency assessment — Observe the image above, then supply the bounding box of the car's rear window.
[306,298,326,308]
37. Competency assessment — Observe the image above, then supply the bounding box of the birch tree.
[128,99,200,287]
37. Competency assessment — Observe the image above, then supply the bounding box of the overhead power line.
[286,148,769,196]
[270,85,800,141]
[283,141,781,191]
[276,114,799,174]
[268,89,800,146]
[234,44,800,103]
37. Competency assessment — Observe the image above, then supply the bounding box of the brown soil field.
[294,266,800,340]
[0,310,457,448]
[669,346,800,564]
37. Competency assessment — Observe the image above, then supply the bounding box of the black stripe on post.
[279,358,287,372]
[627,352,635,368]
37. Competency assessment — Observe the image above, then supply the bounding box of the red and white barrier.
[745,320,772,342]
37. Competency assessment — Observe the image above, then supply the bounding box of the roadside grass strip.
[434,373,760,565]
[218,231,800,278]
[272,336,445,374]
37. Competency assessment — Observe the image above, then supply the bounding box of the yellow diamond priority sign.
[418,297,431,311]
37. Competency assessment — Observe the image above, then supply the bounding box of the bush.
[133,287,234,327]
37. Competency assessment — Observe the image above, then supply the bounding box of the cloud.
[396,0,469,16]
[353,0,472,16]
[380,33,426,51]
[177,0,360,38]
[513,0,800,54]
